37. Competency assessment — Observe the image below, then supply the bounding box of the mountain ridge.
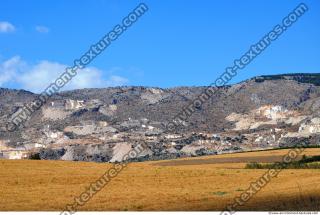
[1,72,320,162]
[2,72,320,95]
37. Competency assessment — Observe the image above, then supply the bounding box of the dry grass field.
[1,148,320,211]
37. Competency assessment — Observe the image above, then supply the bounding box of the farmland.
[1,148,320,211]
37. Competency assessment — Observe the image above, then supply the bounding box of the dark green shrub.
[29,153,41,160]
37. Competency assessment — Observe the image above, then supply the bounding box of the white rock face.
[42,107,69,120]
[165,134,182,139]
[149,88,163,94]
[249,120,277,130]
[299,118,320,134]
[226,105,300,131]
[61,146,74,161]
[225,112,243,122]
[254,135,276,145]
[226,112,255,130]
[0,140,9,150]
[65,99,84,110]
[285,116,307,125]
[166,146,178,154]
[4,151,28,159]
[283,117,320,138]
[254,136,263,142]
[141,88,166,104]
[35,143,44,148]
[97,121,108,127]
[45,130,64,139]
[311,118,320,124]
[99,105,117,116]
[181,145,203,156]
[64,124,117,136]
[261,105,287,119]
[109,143,133,162]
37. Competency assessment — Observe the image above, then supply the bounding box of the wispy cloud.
[35,25,50,33]
[0,56,129,93]
[0,21,15,33]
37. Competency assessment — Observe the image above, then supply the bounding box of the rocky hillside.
[1,73,320,162]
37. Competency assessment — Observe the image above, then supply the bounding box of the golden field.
[1,148,320,211]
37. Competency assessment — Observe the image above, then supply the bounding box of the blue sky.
[0,0,319,92]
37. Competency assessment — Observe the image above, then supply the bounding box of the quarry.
[1,74,320,162]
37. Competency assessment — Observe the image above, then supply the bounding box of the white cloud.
[35,25,49,33]
[0,56,129,93]
[0,56,26,85]
[0,21,15,33]
[105,75,129,86]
